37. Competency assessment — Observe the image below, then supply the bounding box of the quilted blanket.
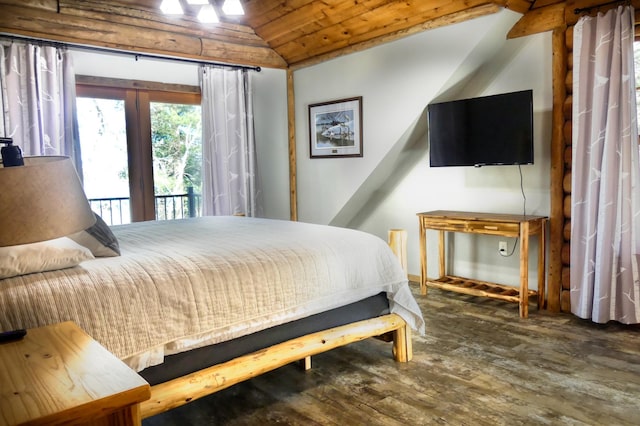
[0,216,424,371]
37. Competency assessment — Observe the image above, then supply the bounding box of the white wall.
[292,9,553,289]
[71,50,291,220]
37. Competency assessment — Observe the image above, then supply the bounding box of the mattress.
[0,216,424,371]
[140,292,390,385]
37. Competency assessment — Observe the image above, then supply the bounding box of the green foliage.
[150,102,202,195]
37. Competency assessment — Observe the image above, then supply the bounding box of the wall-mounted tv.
[427,90,534,167]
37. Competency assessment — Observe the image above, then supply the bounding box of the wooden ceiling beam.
[59,0,259,42]
[507,2,565,38]
[508,0,640,38]
[0,0,288,68]
[0,0,548,68]
[502,0,535,14]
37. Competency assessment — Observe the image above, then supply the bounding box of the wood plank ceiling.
[0,0,562,70]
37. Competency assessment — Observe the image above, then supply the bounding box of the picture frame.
[308,96,363,158]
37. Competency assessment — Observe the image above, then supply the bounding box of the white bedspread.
[0,217,424,371]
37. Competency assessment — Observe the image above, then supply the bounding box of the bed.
[0,216,424,419]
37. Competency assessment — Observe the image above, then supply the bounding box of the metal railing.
[88,187,201,226]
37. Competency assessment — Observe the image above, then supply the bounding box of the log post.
[388,229,408,275]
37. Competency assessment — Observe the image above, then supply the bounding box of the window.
[76,80,202,225]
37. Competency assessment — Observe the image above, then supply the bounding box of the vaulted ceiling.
[0,0,600,70]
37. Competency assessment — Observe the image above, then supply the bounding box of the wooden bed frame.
[140,312,412,419]
[137,228,415,419]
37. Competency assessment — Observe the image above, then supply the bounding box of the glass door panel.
[150,102,202,220]
[77,97,131,225]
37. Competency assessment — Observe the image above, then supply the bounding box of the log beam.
[0,0,287,69]
[510,0,640,39]
[388,229,408,275]
[503,0,535,14]
[287,68,298,221]
[140,313,411,419]
[548,27,568,313]
[507,2,566,38]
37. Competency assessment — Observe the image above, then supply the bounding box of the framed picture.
[308,96,363,158]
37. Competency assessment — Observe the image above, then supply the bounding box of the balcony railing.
[88,187,201,226]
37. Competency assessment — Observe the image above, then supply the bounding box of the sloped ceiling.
[0,0,564,69]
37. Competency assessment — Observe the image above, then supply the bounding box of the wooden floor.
[143,284,640,425]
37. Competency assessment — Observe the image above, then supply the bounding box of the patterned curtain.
[571,6,640,324]
[199,66,262,217]
[0,41,82,177]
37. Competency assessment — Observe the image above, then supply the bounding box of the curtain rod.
[0,34,261,72]
[574,0,629,14]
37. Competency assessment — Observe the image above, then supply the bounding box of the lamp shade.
[0,156,96,247]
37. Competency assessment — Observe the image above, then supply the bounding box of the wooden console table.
[417,210,548,318]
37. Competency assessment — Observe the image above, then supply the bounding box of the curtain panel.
[571,5,640,324]
[0,41,81,175]
[200,66,262,217]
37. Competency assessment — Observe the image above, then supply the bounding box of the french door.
[76,82,201,224]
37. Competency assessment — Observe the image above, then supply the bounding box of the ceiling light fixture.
[222,0,245,16]
[198,4,220,23]
[160,0,183,15]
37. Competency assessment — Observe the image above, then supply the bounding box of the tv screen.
[427,90,534,167]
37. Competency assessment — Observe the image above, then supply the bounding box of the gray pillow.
[68,213,120,257]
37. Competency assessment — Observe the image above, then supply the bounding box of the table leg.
[537,219,547,310]
[438,230,445,279]
[519,221,530,318]
[419,220,427,295]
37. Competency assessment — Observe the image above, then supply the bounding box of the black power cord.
[498,164,527,257]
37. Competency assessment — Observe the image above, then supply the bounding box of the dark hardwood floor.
[143,284,640,425]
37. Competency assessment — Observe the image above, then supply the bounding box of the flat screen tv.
[427,90,534,167]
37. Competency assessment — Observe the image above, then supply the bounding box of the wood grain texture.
[507,2,565,38]
[0,0,287,68]
[0,322,150,426]
[143,284,640,425]
[140,314,410,419]
[549,26,568,313]
[288,3,502,70]
[0,0,531,68]
[387,229,408,274]
[287,68,297,222]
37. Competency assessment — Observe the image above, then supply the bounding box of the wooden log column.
[561,23,573,312]
[548,26,568,313]
[552,6,578,313]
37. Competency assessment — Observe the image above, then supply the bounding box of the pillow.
[0,238,94,279]
[68,213,121,257]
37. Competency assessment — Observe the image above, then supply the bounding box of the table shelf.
[427,275,538,304]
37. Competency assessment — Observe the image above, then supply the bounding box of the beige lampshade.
[0,156,96,247]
